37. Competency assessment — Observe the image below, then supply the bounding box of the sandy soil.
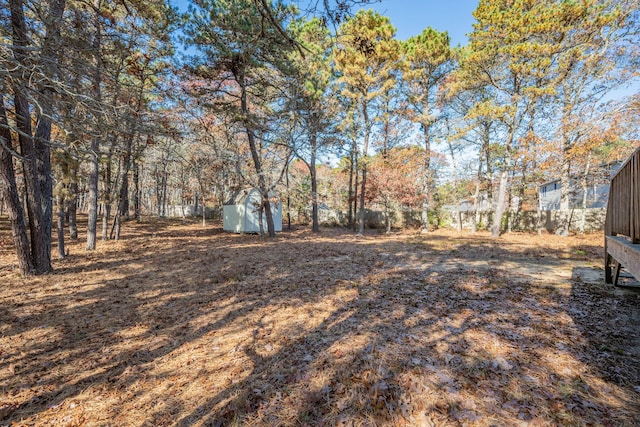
[1,217,639,426]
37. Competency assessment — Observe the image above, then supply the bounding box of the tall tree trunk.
[531,139,543,236]
[447,138,462,232]
[87,138,100,250]
[420,124,431,233]
[36,0,64,267]
[490,98,525,239]
[86,1,102,250]
[0,96,33,275]
[56,192,66,259]
[347,144,354,229]
[68,181,78,239]
[194,190,199,216]
[101,146,114,240]
[34,111,54,266]
[237,64,275,237]
[492,169,510,237]
[111,134,133,240]
[262,191,275,237]
[155,164,161,217]
[10,0,54,273]
[507,188,513,234]
[257,202,265,238]
[491,125,516,238]
[310,130,319,233]
[352,153,359,232]
[384,196,392,234]
[285,160,291,230]
[484,123,493,223]
[472,156,483,233]
[557,146,571,236]
[133,161,141,220]
[358,103,370,236]
[557,85,580,237]
[358,164,367,235]
[201,193,206,227]
[179,165,186,222]
[579,154,592,234]
[161,173,167,217]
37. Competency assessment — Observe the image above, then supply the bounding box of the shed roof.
[224,188,279,206]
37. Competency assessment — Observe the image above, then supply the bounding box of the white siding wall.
[223,189,282,233]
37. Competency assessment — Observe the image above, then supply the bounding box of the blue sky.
[171,0,478,46]
[359,0,478,46]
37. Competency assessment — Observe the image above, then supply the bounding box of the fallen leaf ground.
[1,217,639,426]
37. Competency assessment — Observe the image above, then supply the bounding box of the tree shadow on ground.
[1,222,639,425]
[569,267,640,414]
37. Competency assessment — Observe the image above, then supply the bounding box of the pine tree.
[402,27,452,233]
[185,0,297,237]
[334,9,400,235]
[287,17,337,232]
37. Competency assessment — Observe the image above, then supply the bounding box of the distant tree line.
[0,0,638,275]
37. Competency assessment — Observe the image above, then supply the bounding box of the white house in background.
[223,188,282,233]
[453,192,492,213]
[539,161,622,210]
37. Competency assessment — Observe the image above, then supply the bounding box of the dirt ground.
[1,217,639,426]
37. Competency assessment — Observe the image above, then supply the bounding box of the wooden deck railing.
[604,146,640,284]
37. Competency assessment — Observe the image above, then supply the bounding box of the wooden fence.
[604,146,640,284]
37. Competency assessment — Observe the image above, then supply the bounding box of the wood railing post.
[605,147,640,284]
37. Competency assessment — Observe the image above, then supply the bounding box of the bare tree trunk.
[101,145,115,240]
[358,164,367,235]
[347,145,354,229]
[201,194,206,227]
[258,202,265,238]
[557,150,571,236]
[180,165,187,223]
[507,189,513,234]
[352,146,359,232]
[10,0,54,273]
[34,0,65,269]
[155,164,161,217]
[420,125,431,233]
[111,134,133,240]
[579,155,592,234]
[237,64,275,237]
[491,122,516,238]
[385,197,392,234]
[87,1,102,250]
[133,161,141,220]
[68,181,78,239]
[87,143,99,249]
[262,191,275,237]
[492,169,509,237]
[0,96,33,275]
[446,135,462,232]
[158,169,167,217]
[358,104,370,236]
[353,170,359,231]
[310,131,319,233]
[285,160,291,230]
[56,193,66,259]
[484,126,494,227]
[472,156,483,233]
[531,146,543,236]
[111,164,128,240]
[535,192,543,236]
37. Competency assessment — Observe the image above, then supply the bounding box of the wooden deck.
[604,146,640,285]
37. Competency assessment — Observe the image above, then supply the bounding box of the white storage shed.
[223,188,283,233]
